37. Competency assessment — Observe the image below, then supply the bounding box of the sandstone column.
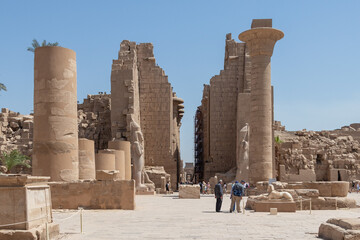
[95,150,116,170]
[108,140,131,180]
[107,149,126,180]
[239,21,284,184]
[33,46,79,181]
[78,138,95,180]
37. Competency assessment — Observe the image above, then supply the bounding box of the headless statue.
[236,123,249,182]
[129,115,154,191]
[254,184,294,201]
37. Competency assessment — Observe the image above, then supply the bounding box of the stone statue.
[268,184,294,201]
[236,123,249,181]
[129,115,155,191]
[253,184,293,201]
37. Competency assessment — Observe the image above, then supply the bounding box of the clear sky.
[1,1,360,164]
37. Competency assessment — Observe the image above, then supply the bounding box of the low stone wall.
[179,185,200,199]
[286,181,349,197]
[49,180,135,210]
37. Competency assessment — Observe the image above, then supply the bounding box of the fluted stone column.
[239,26,284,184]
[32,46,79,181]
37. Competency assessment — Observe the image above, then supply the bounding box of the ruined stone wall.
[202,34,248,180]
[0,108,33,157]
[78,94,111,152]
[275,123,360,182]
[201,85,210,165]
[136,43,179,188]
[0,93,111,160]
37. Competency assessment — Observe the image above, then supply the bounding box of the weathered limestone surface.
[179,185,200,199]
[144,166,170,189]
[78,94,111,151]
[32,46,79,181]
[198,34,248,181]
[0,108,33,161]
[105,149,125,180]
[253,200,296,212]
[96,170,120,181]
[95,150,115,171]
[275,124,360,182]
[319,218,360,240]
[239,20,284,184]
[248,181,355,211]
[304,181,349,197]
[110,41,183,189]
[49,180,135,210]
[0,223,59,240]
[0,175,54,231]
[108,140,131,180]
[78,138,95,180]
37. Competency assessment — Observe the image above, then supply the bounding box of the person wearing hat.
[214,179,223,212]
[230,180,245,213]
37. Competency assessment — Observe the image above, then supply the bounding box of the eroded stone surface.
[49,180,135,210]
[319,218,360,240]
[179,185,200,199]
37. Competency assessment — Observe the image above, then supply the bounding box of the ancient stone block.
[253,200,296,212]
[319,218,360,240]
[96,170,119,181]
[179,185,200,199]
[0,175,54,231]
[49,180,135,210]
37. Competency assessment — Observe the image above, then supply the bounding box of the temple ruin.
[194,19,280,183]
[0,41,184,190]
[194,19,360,186]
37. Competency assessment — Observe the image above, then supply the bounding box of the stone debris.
[319,218,360,240]
[276,123,360,182]
[0,108,33,158]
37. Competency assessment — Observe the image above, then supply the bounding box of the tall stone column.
[239,22,284,184]
[33,46,79,181]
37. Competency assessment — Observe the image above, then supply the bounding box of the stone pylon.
[238,19,284,184]
[32,46,79,181]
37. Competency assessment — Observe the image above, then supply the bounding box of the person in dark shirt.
[214,180,223,212]
[166,181,170,192]
[230,180,245,213]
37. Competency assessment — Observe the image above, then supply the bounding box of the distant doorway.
[338,170,342,181]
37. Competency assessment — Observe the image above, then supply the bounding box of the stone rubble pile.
[0,108,33,156]
[77,94,112,151]
[276,122,360,181]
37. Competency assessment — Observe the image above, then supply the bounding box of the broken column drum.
[108,140,131,180]
[95,150,116,170]
[107,149,126,180]
[78,138,96,180]
[239,27,284,184]
[33,46,79,181]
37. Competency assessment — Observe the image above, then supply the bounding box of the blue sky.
[1,1,360,163]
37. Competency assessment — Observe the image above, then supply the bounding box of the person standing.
[230,180,244,213]
[214,180,223,212]
[166,181,170,193]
